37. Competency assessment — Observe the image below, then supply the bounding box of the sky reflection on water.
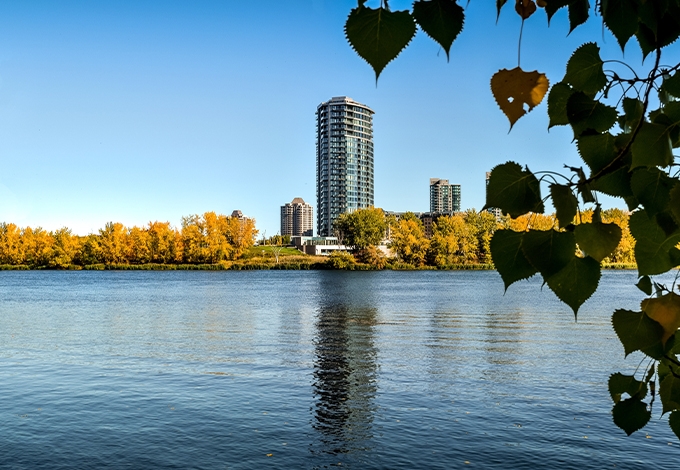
[1,270,678,469]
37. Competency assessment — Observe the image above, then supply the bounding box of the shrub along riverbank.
[0,262,636,271]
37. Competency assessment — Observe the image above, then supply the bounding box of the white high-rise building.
[316,96,375,237]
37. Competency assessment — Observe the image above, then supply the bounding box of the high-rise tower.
[429,178,461,213]
[316,96,375,237]
[281,197,314,237]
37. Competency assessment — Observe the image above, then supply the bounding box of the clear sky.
[0,1,673,236]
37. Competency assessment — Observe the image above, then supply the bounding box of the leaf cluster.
[344,0,680,440]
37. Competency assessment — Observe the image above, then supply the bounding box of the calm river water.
[1,270,678,469]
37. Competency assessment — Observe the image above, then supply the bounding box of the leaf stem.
[581,47,663,186]
[518,19,524,68]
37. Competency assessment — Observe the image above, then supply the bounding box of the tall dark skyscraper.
[316,96,375,237]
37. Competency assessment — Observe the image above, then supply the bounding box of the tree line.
[0,212,257,268]
[334,207,635,268]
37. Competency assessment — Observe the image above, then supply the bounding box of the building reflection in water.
[310,273,379,460]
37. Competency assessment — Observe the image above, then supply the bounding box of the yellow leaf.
[491,67,549,130]
[641,292,680,345]
[515,0,537,19]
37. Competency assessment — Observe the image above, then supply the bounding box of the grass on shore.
[0,246,639,271]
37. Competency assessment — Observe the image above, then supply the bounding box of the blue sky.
[0,1,671,236]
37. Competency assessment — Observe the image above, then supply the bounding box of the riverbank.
[0,262,636,271]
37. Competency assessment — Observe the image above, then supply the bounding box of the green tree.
[334,207,387,251]
[344,0,680,439]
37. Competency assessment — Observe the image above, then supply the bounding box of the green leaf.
[612,309,665,358]
[612,398,651,435]
[671,247,680,267]
[566,92,618,136]
[660,372,680,414]
[636,2,680,60]
[600,0,639,50]
[547,82,574,128]
[345,6,417,82]
[489,229,537,291]
[545,256,600,316]
[670,411,680,440]
[631,123,674,169]
[564,43,607,96]
[575,168,596,204]
[484,162,544,218]
[630,168,676,217]
[577,133,617,173]
[629,210,680,276]
[412,0,464,62]
[656,211,680,238]
[521,229,576,278]
[635,23,656,60]
[568,0,589,34]
[661,73,680,99]
[574,221,622,262]
[661,102,680,147]
[609,372,648,402]
[590,166,634,198]
[637,275,653,295]
[544,0,572,24]
[496,0,509,21]
[550,184,578,228]
[663,101,680,126]
[670,183,680,225]
[621,97,644,133]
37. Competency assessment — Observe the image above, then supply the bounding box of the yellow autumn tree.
[126,226,150,264]
[22,227,54,267]
[507,213,556,232]
[224,215,257,260]
[181,215,205,263]
[428,215,478,265]
[203,212,233,263]
[50,227,81,268]
[147,221,179,264]
[464,210,499,263]
[388,217,429,266]
[99,222,128,265]
[0,223,25,265]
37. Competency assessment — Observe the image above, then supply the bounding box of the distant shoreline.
[0,263,637,271]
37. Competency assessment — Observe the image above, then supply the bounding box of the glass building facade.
[429,178,461,213]
[316,97,375,237]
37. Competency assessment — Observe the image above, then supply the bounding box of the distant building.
[485,172,503,221]
[291,236,348,255]
[316,96,375,237]
[281,198,313,237]
[430,178,461,213]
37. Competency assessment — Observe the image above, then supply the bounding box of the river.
[0,270,676,469]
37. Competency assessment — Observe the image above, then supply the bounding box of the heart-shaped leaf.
[491,67,549,130]
[574,221,622,262]
[612,398,651,435]
[412,0,464,62]
[642,293,680,346]
[345,6,417,83]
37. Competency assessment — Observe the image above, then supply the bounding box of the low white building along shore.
[291,236,351,256]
